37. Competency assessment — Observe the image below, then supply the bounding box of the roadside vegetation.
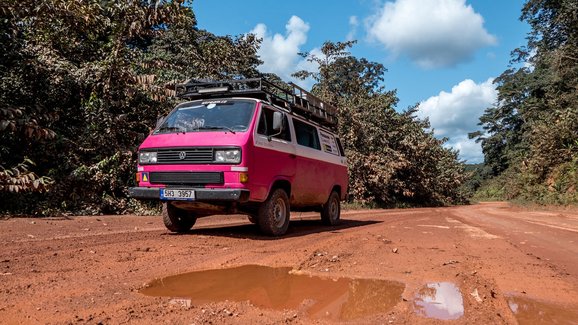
[0,1,467,215]
[469,0,577,205]
[3,0,574,216]
[1,1,261,214]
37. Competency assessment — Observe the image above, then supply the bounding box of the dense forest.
[469,0,577,205]
[0,0,574,216]
[0,0,263,214]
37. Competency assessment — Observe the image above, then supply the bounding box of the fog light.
[239,172,249,183]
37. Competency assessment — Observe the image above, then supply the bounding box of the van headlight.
[214,149,241,163]
[139,151,157,164]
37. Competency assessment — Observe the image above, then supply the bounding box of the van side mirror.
[268,111,285,142]
[272,111,284,132]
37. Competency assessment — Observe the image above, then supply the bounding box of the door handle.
[289,154,297,159]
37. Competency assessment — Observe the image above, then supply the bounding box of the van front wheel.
[321,191,341,226]
[162,203,196,233]
[258,188,290,236]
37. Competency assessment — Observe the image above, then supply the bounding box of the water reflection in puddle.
[508,295,578,324]
[414,282,464,320]
[140,265,405,321]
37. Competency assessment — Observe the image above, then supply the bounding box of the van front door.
[252,105,296,201]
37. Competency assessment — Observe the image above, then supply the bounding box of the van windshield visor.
[155,100,256,134]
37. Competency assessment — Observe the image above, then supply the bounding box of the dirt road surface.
[1,202,578,324]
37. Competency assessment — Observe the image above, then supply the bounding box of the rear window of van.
[319,130,340,156]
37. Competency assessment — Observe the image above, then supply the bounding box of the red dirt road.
[1,202,577,324]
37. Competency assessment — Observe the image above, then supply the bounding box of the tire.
[162,202,196,233]
[258,188,290,236]
[321,191,341,226]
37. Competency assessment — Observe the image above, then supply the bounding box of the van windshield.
[155,99,256,134]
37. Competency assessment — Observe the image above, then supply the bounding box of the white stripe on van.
[254,134,347,167]
[295,144,347,166]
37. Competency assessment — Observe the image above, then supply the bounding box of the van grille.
[156,148,214,164]
[149,172,224,185]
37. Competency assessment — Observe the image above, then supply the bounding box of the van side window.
[293,119,321,150]
[319,130,340,156]
[336,137,345,156]
[257,107,291,141]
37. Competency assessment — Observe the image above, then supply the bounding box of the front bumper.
[129,187,250,203]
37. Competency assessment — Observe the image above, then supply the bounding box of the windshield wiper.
[155,126,186,134]
[197,126,236,134]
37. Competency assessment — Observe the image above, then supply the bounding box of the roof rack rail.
[175,78,338,128]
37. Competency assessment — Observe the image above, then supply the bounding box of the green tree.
[471,0,578,204]
[296,41,466,206]
[1,2,468,214]
[0,0,261,214]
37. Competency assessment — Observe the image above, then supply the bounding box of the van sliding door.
[292,119,327,206]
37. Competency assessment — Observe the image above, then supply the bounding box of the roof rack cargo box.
[175,78,338,128]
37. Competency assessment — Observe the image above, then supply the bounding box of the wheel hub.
[273,198,286,227]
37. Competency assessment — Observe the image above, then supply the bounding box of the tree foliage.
[0,0,260,214]
[471,0,578,204]
[1,2,466,215]
[295,41,466,206]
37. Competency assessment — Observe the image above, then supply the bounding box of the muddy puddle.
[413,282,464,320]
[140,265,405,321]
[507,295,578,324]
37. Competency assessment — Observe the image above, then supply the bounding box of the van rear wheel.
[258,188,290,236]
[321,191,341,226]
[162,203,196,233]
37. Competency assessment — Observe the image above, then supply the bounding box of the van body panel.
[250,136,296,201]
[291,149,348,206]
[292,147,327,205]
[138,131,251,150]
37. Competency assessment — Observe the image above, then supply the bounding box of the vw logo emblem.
[178,151,186,160]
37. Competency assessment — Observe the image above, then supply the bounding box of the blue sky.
[192,0,530,163]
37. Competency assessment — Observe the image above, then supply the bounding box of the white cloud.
[250,16,317,86]
[347,16,359,41]
[417,78,497,163]
[367,0,497,69]
[446,134,484,163]
[287,47,325,90]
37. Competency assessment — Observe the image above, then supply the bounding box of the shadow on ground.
[164,218,382,240]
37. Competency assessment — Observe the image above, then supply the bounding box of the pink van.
[129,79,348,236]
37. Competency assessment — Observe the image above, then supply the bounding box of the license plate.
[160,189,195,201]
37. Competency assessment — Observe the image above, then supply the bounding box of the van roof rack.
[175,78,338,128]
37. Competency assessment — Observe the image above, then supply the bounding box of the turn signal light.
[135,172,141,183]
[239,172,249,183]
